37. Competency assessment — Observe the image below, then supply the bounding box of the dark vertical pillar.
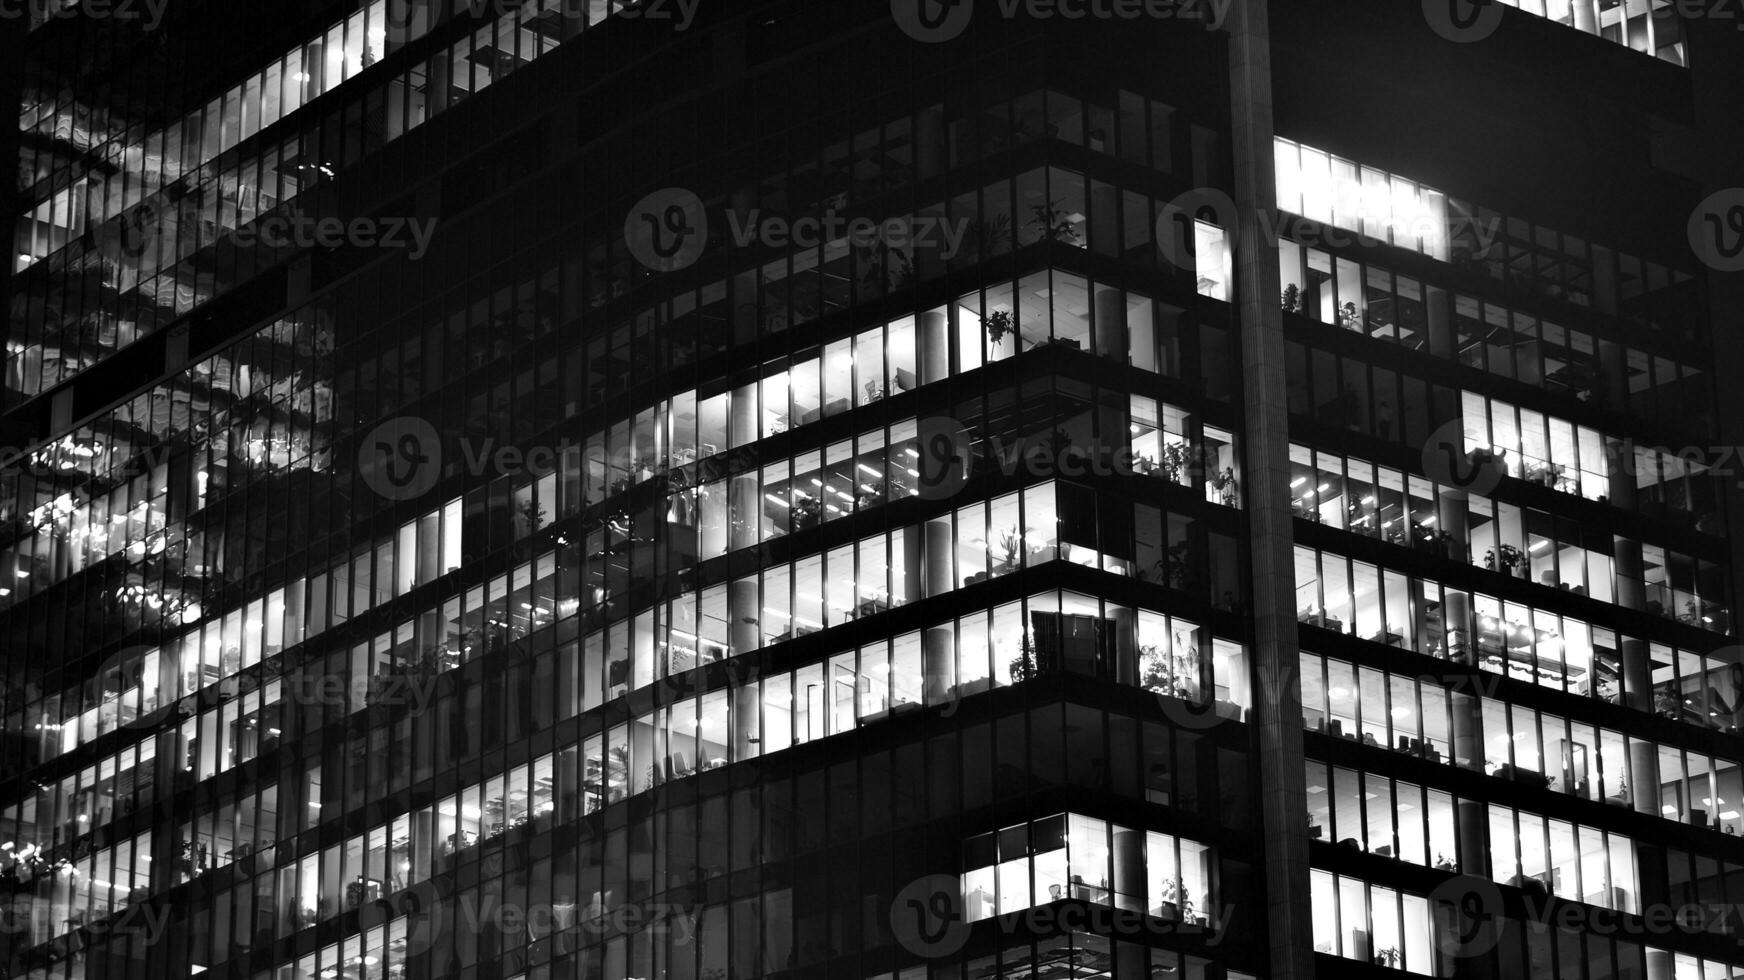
[1445,590,1472,664]
[1425,285,1453,358]
[923,625,956,705]
[1451,690,1484,774]
[1094,284,1125,361]
[1112,827,1146,909]
[1455,799,1489,878]
[1437,493,1471,565]
[924,519,954,598]
[731,684,760,761]
[1613,538,1645,611]
[1226,4,1312,979]
[919,310,950,384]
[1621,637,1652,713]
[728,579,758,656]
[1686,2,1744,660]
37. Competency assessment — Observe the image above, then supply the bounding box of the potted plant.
[984,309,1016,350]
[1485,544,1525,577]
[1281,283,1302,313]
[1158,441,1194,486]
[1211,467,1238,506]
[1374,946,1402,968]
[969,212,1013,260]
[1027,199,1082,245]
[1139,645,1170,693]
[995,529,1025,574]
[1159,875,1196,922]
[1009,637,1039,682]
[1168,642,1204,701]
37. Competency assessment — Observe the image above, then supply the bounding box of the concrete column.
[1445,590,1473,665]
[1094,285,1125,361]
[1451,691,1485,773]
[1436,492,1471,564]
[1621,637,1651,713]
[923,625,956,705]
[924,519,954,598]
[728,474,758,551]
[1425,285,1453,358]
[728,386,757,449]
[411,808,434,878]
[728,579,759,656]
[1112,828,1146,909]
[1225,3,1313,978]
[919,309,950,384]
[1455,798,1489,878]
[899,526,926,605]
[1604,443,1637,513]
[1629,740,1661,816]
[731,684,761,761]
[1613,538,1646,611]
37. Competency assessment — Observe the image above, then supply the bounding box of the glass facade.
[2,3,1737,980]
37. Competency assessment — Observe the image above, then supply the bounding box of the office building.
[2,1,1742,978]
